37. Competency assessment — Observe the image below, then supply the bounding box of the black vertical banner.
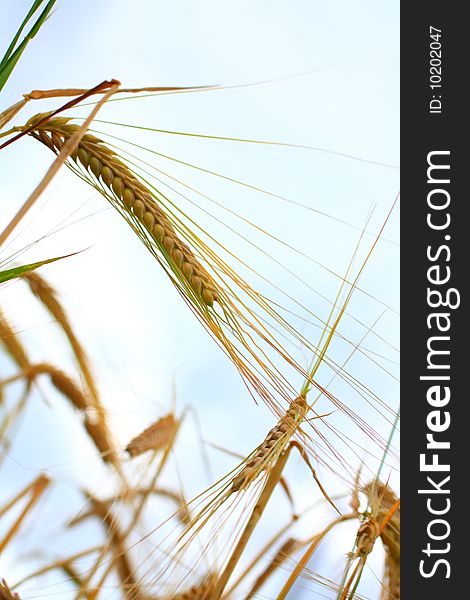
[401,4,466,598]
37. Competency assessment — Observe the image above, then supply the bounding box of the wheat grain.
[26,114,218,307]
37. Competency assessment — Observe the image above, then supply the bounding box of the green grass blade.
[0,0,44,68]
[0,253,73,284]
[0,0,56,93]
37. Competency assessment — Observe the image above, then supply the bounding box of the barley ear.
[26,117,219,307]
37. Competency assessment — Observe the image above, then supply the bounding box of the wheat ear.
[364,481,400,600]
[125,414,177,458]
[231,395,308,492]
[26,114,218,307]
[0,579,20,600]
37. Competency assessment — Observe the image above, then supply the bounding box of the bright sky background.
[1,1,399,598]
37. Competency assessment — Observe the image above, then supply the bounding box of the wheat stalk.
[364,482,400,563]
[22,272,100,404]
[148,395,331,600]
[21,274,124,472]
[335,480,400,600]
[73,493,140,600]
[337,518,380,600]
